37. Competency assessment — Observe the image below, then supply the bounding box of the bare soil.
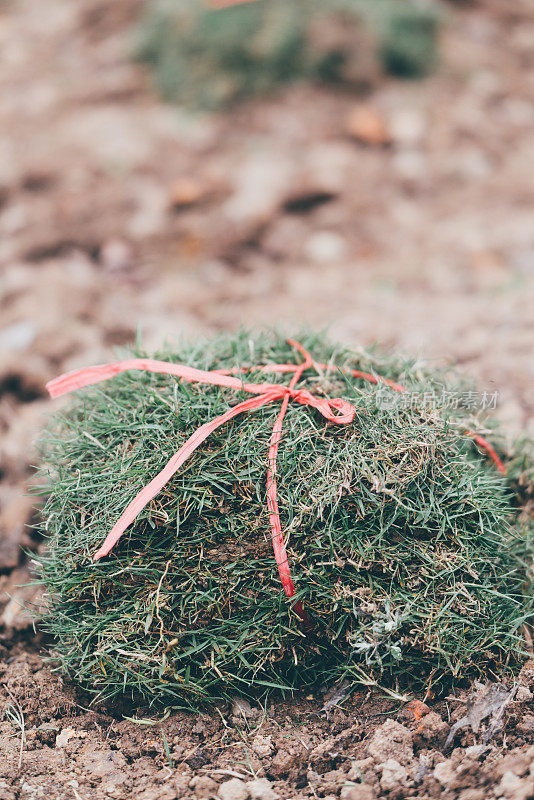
[0,0,533,796]
[1,637,534,799]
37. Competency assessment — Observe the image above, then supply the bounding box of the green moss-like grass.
[134,0,440,110]
[36,331,533,709]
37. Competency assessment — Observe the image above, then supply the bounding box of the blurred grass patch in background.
[134,0,442,110]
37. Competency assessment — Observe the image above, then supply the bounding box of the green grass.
[35,330,533,709]
[134,0,440,110]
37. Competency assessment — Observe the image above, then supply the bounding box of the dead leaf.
[445,682,516,748]
[322,679,351,712]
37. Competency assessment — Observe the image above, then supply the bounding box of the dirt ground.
[0,0,533,797]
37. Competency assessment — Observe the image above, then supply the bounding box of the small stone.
[347,758,374,780]
[223,153,295,225]
[246,778,279,800]
[268,749,295,778]
[497,770,530,800]
[493,745,534,781]
[192,776,219,799]
[390,109,426,147]
[460,791,485,800]
[340,784,375,800]
[379,759,408,792]
[367,720,414,766]
[169,177,205,208]
[434,759,456,788]
[55,728,78,748]
[251,735,274,758]
[465,745,485,759]
[517,715,534,736]
[515,686,533,703]
[218,778,250,800]
[0,321,36,352]
[99,238,133,275]
[346,105,391,146]
[304,231,348,263]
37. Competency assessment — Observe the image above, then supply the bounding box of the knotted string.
[46,340,505,624]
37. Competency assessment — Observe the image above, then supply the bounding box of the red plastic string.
[46,342,506,622]
[464,431,506,474]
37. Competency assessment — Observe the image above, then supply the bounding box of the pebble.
[304,231,348,263]
[268,749,295,778]
[515,686,533,703]
[367,720,414,766]
[55,728,87,748]
[191,776,219,799]
[223,153,295,225]
[218,778,250,800]
[433,759,456,788]
[379,759,408,792]
[99,238,133,275]
[169,176,205,208]
[251,735,274,758]
[246,778,279,800]
[497,770,527,800]
[0,321,36,352]
[390,109,426,147]
[340,784,375,800]
[346,105,391,146]
[465,745,485,759]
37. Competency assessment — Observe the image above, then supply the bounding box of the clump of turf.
[134,0,440,110]
[36,331,533,709]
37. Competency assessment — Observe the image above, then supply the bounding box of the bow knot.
[287,388,355,424]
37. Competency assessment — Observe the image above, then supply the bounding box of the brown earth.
[1,641,534,800]
[0,0,533,796]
